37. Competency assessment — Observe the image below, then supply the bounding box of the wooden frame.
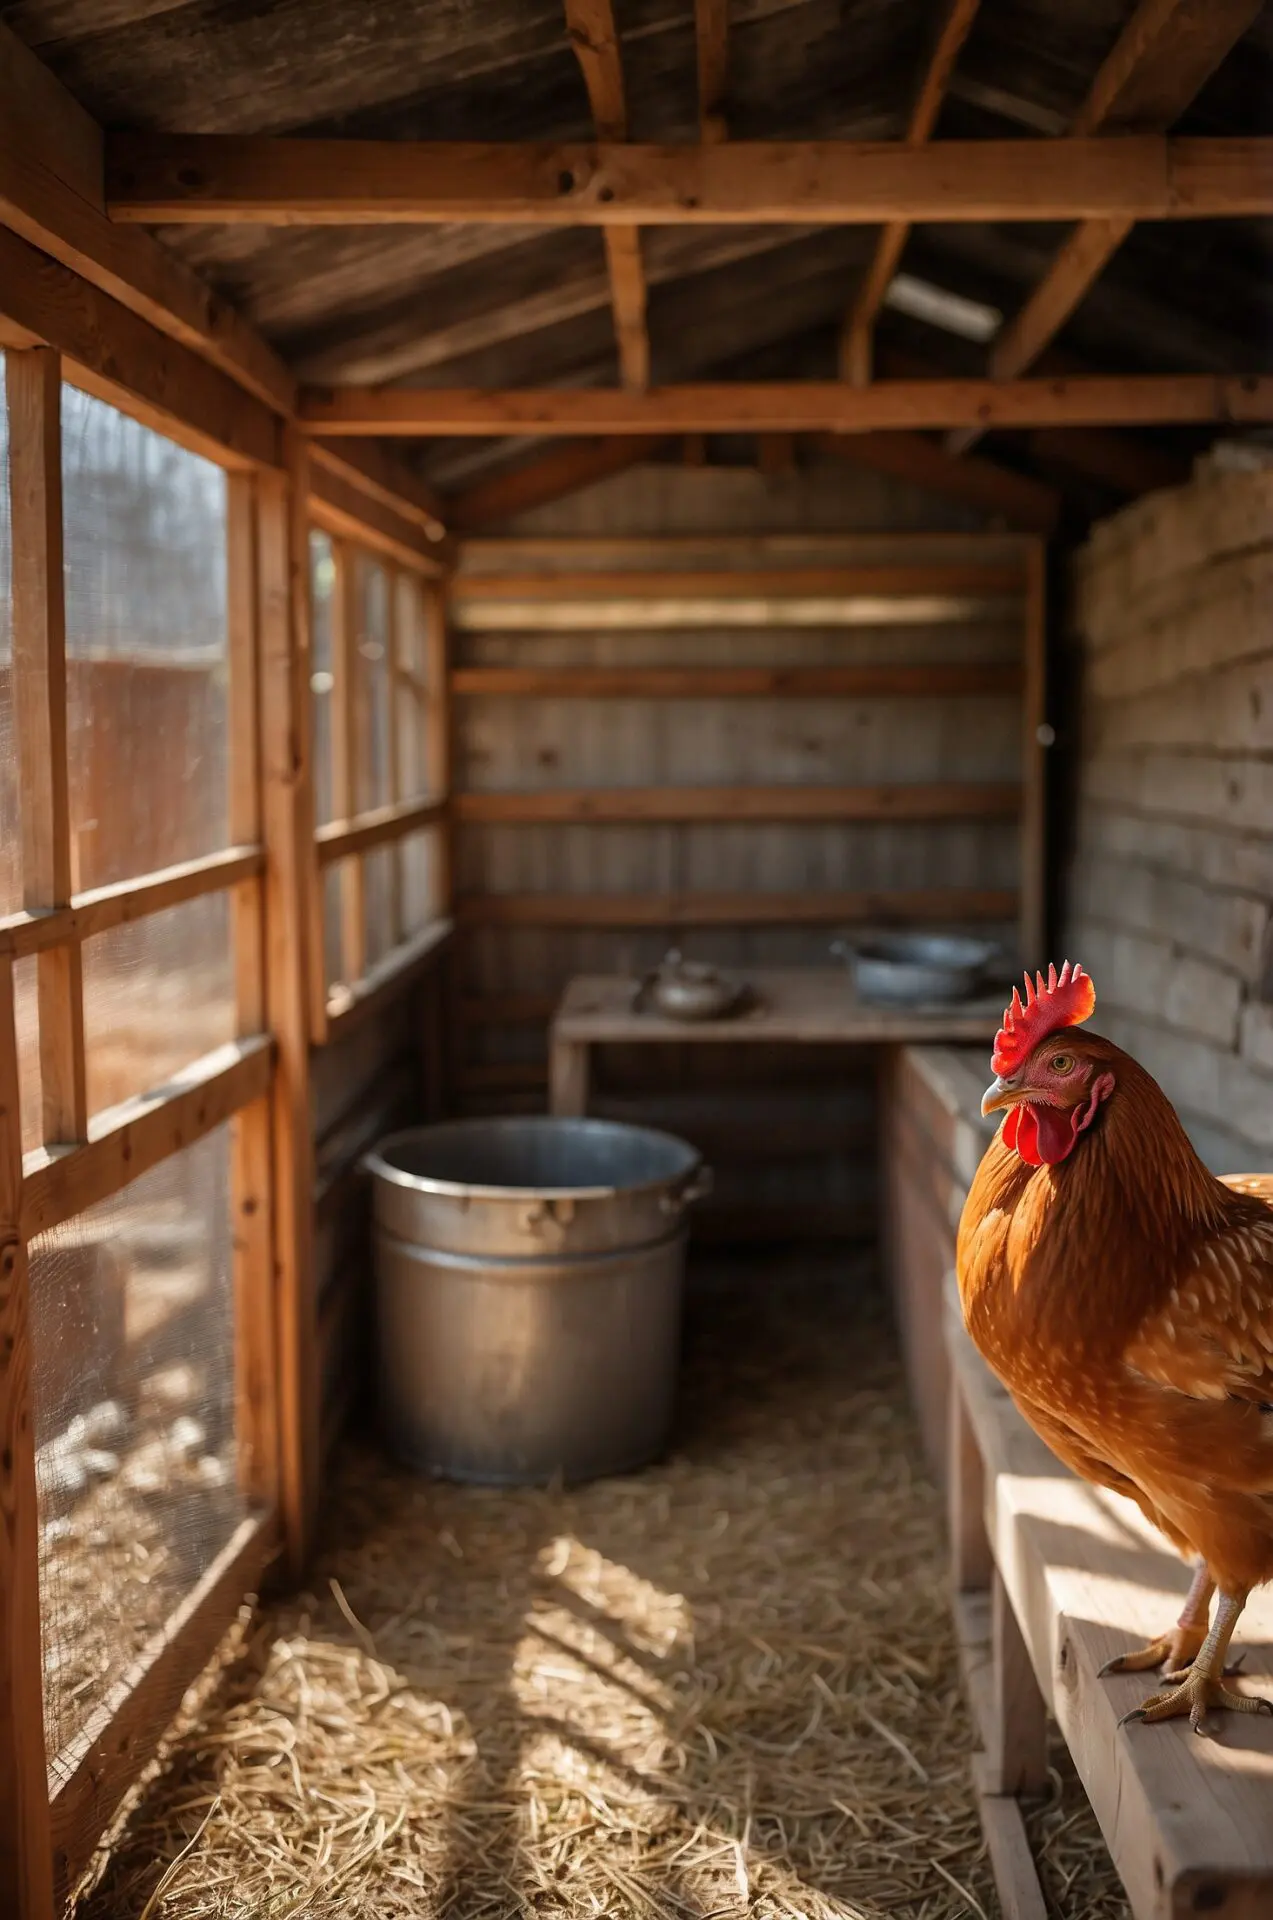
[105,132,1273,225]
[300,374,1273,436]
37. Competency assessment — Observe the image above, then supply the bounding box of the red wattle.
[1005,1102,1080,1167]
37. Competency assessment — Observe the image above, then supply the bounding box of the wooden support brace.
[989,1565,1051,1798]
[6,346,87,1146]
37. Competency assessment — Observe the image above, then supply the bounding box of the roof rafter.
[949,0,1264,455]
[839,0,982,385]
[565,0,649,390]
[299,375,1273,436]
[104,133,1273,225]
[447,436,674,529]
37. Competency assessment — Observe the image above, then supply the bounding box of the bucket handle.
[660,1165,714,1216]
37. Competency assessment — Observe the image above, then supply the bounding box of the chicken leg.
[1120,1590,1273,1737]
[1099,1561,1214,1678]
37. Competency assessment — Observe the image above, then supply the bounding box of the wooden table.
[548,969,1001,1114]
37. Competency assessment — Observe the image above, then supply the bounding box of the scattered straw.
[77,1248,1128,1919]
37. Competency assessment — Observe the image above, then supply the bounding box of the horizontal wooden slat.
[458,532,1033,565]
[450,563,1024,598]
[454,783,1022,824]
[308,466,448,574]
[0,846,265,960]
[450,665,1018,699]
[323,916,453,1037]
[106,133,1273,224]
[21,1035,273,1238]
[49,1513,278,1907]
[0,224,281,471]
[308,440,448,538]
[457,888,1016,928]
[460,993,559,1027]
[314,795,447,867]
[301,375,1273,436]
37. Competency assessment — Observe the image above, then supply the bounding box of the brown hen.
[957,962,1273,1735]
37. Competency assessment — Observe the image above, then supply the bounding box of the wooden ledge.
[944,1279,1273,1918]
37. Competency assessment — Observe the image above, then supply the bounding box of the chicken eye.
[1049,1052,1075,1074]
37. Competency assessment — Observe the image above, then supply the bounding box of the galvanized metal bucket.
[361,1117,709,1486]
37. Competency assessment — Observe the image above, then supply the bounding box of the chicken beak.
[981,1074,1019,1117]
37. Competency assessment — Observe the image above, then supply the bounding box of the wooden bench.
[945,1274,1273,1920]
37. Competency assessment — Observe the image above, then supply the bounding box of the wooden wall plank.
[454,782,1021,823]
[457,887,1017,927]
[451,663,1018,698]
[6,346,87,1146]
[0,957,55,1920]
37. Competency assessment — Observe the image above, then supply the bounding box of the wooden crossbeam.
[565,0,650,389]
[299,374,1273,436]
[839,0,982,384]
[454,782,1020,824]
[950,0,1263,455]
[451,664,1017,698]
[457,887,1017,928]
[695,0,729,142]
[104,133,1273,224]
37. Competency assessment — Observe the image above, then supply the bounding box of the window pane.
[62,388,229,888]
[310,530,336,826]
[359,558,391,812]
[30,1125,246,1766]
[83,894,235,1115]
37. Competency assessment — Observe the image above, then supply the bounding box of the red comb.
[992,962,1095,1075]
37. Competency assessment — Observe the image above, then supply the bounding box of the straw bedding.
[77,1248,1127,1919]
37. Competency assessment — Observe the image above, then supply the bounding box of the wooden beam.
[695,0,729,142]
[448,437,673,528]
[565,0,650,390]
[0,847,266,962]
[314,795,448,867]
[256,439,319,1576]
[815,430,1060,533]
[20,1037,273,1241]
[309,463,448,573]
[839,0,982,383]
[0,20,293,416]
[457,887,1016,928]
[6,347,87,1146]
[301,375,1273,436]
[450,562,1022,598]
[1025,424,1188,496]
[453,782,1021,823]
[0,962,55,1920]
[105,132,1273,225]
[451,664,1017,698]
[951,0,1263,454]
[0,225,281,471]
[1019,541,1047,964]
[308,440,448,538]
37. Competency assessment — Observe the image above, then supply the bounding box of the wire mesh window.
[61,387,235,1116]
[360,557,396,967]
[30,1123,245,1771]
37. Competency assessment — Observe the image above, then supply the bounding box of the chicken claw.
[1120,1665,1273,1738]
[1099,1625,1207,1677]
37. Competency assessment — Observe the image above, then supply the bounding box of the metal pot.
[830,932,998,1005]
[637,950,744,1021]
[361,1118,711,1485]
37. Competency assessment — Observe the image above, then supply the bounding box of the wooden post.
[549,1035,591,1117]
[7,347,87,1145]
[0,959,55,1920]
[226,471,279,1511]
[948,1377,993,1593]
[384,564,405,947]
[257,431,319,1575]
[330,539,366,984]
[423,578,453,919]
[989,1567,1049,1797]
[1019,539,1047,968]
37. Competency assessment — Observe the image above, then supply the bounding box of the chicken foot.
[1099,1562,1214,1677]
[1120,1590,1273,1737]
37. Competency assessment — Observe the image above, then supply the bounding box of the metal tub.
[361,1117,708,1486]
